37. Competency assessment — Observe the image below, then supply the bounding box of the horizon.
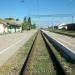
[0,0,75,27]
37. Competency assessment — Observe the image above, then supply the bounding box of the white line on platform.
[42,30,75,54]
[57,38,75,48]
[0,37,26,54]
[47,34,75,54]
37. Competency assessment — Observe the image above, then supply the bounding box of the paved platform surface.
[42,30,75,54]
[0,30,37,66]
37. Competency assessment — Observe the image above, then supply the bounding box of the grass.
[25,33,56,75]
[0,32,37,75]
[44,35,74,75]
[33,36,56,75]
[48,29,75,37]
[20,32,37,56]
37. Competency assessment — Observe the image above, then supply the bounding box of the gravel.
[0,33,36,75]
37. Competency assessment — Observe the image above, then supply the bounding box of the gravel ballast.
[0,33,36,75]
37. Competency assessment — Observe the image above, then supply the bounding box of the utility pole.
[36,0,39,14]
[51,21,54,30]
[72,15,74,23]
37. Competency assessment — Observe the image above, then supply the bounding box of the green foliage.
[28,17,31,24]
[31,24,36,29]
[22,16,36,30]
[5,17,15,21]
[22,17,30,30]
[28,17,31,29]
[16,18,19,21]
[24,17,26,22]
[22,21,30,30]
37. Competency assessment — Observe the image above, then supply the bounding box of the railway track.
[42,30,75,75]
[19,31,68,75]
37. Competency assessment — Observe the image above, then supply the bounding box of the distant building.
[54,26,58,29]
[58,23,65,29]
[58,23,75,30]
[64,23,75,30]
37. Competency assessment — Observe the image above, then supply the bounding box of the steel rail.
[19,31,67,75]
[41,30,75,63]
[41,30,67,75]
[19,32,38,75]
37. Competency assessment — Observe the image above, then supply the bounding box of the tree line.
[22,17,36,30]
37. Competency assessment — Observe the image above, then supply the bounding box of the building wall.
[0,23,4,33]
[0,23,22,33]
[67,24,75,30]
[16,27,22,32]
[64,26,68,30]
[4,27,8,33]
[58,23,65,30]
[8,25,16,33]
[58,24,75,30]
[8,28,15,33]
[8,25,22,33]
[58,25,63,29]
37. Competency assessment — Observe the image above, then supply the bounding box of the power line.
[21,0,25,3]
[30,14,74,23]
[31,14,73,17]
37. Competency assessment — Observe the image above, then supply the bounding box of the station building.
[0,19,22,34]
[6,20,22,33]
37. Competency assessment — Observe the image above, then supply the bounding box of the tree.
[5,17,15,21]
[22,16,34,30]
[22,21,30,30]
[31,24,36,29]
[22,17,29,30]
[28,17,31,24]
[16,18,19,21]
[24,16,26,22]
[28,17,31,29]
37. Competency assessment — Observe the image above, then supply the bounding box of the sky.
[0,0,75,27]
